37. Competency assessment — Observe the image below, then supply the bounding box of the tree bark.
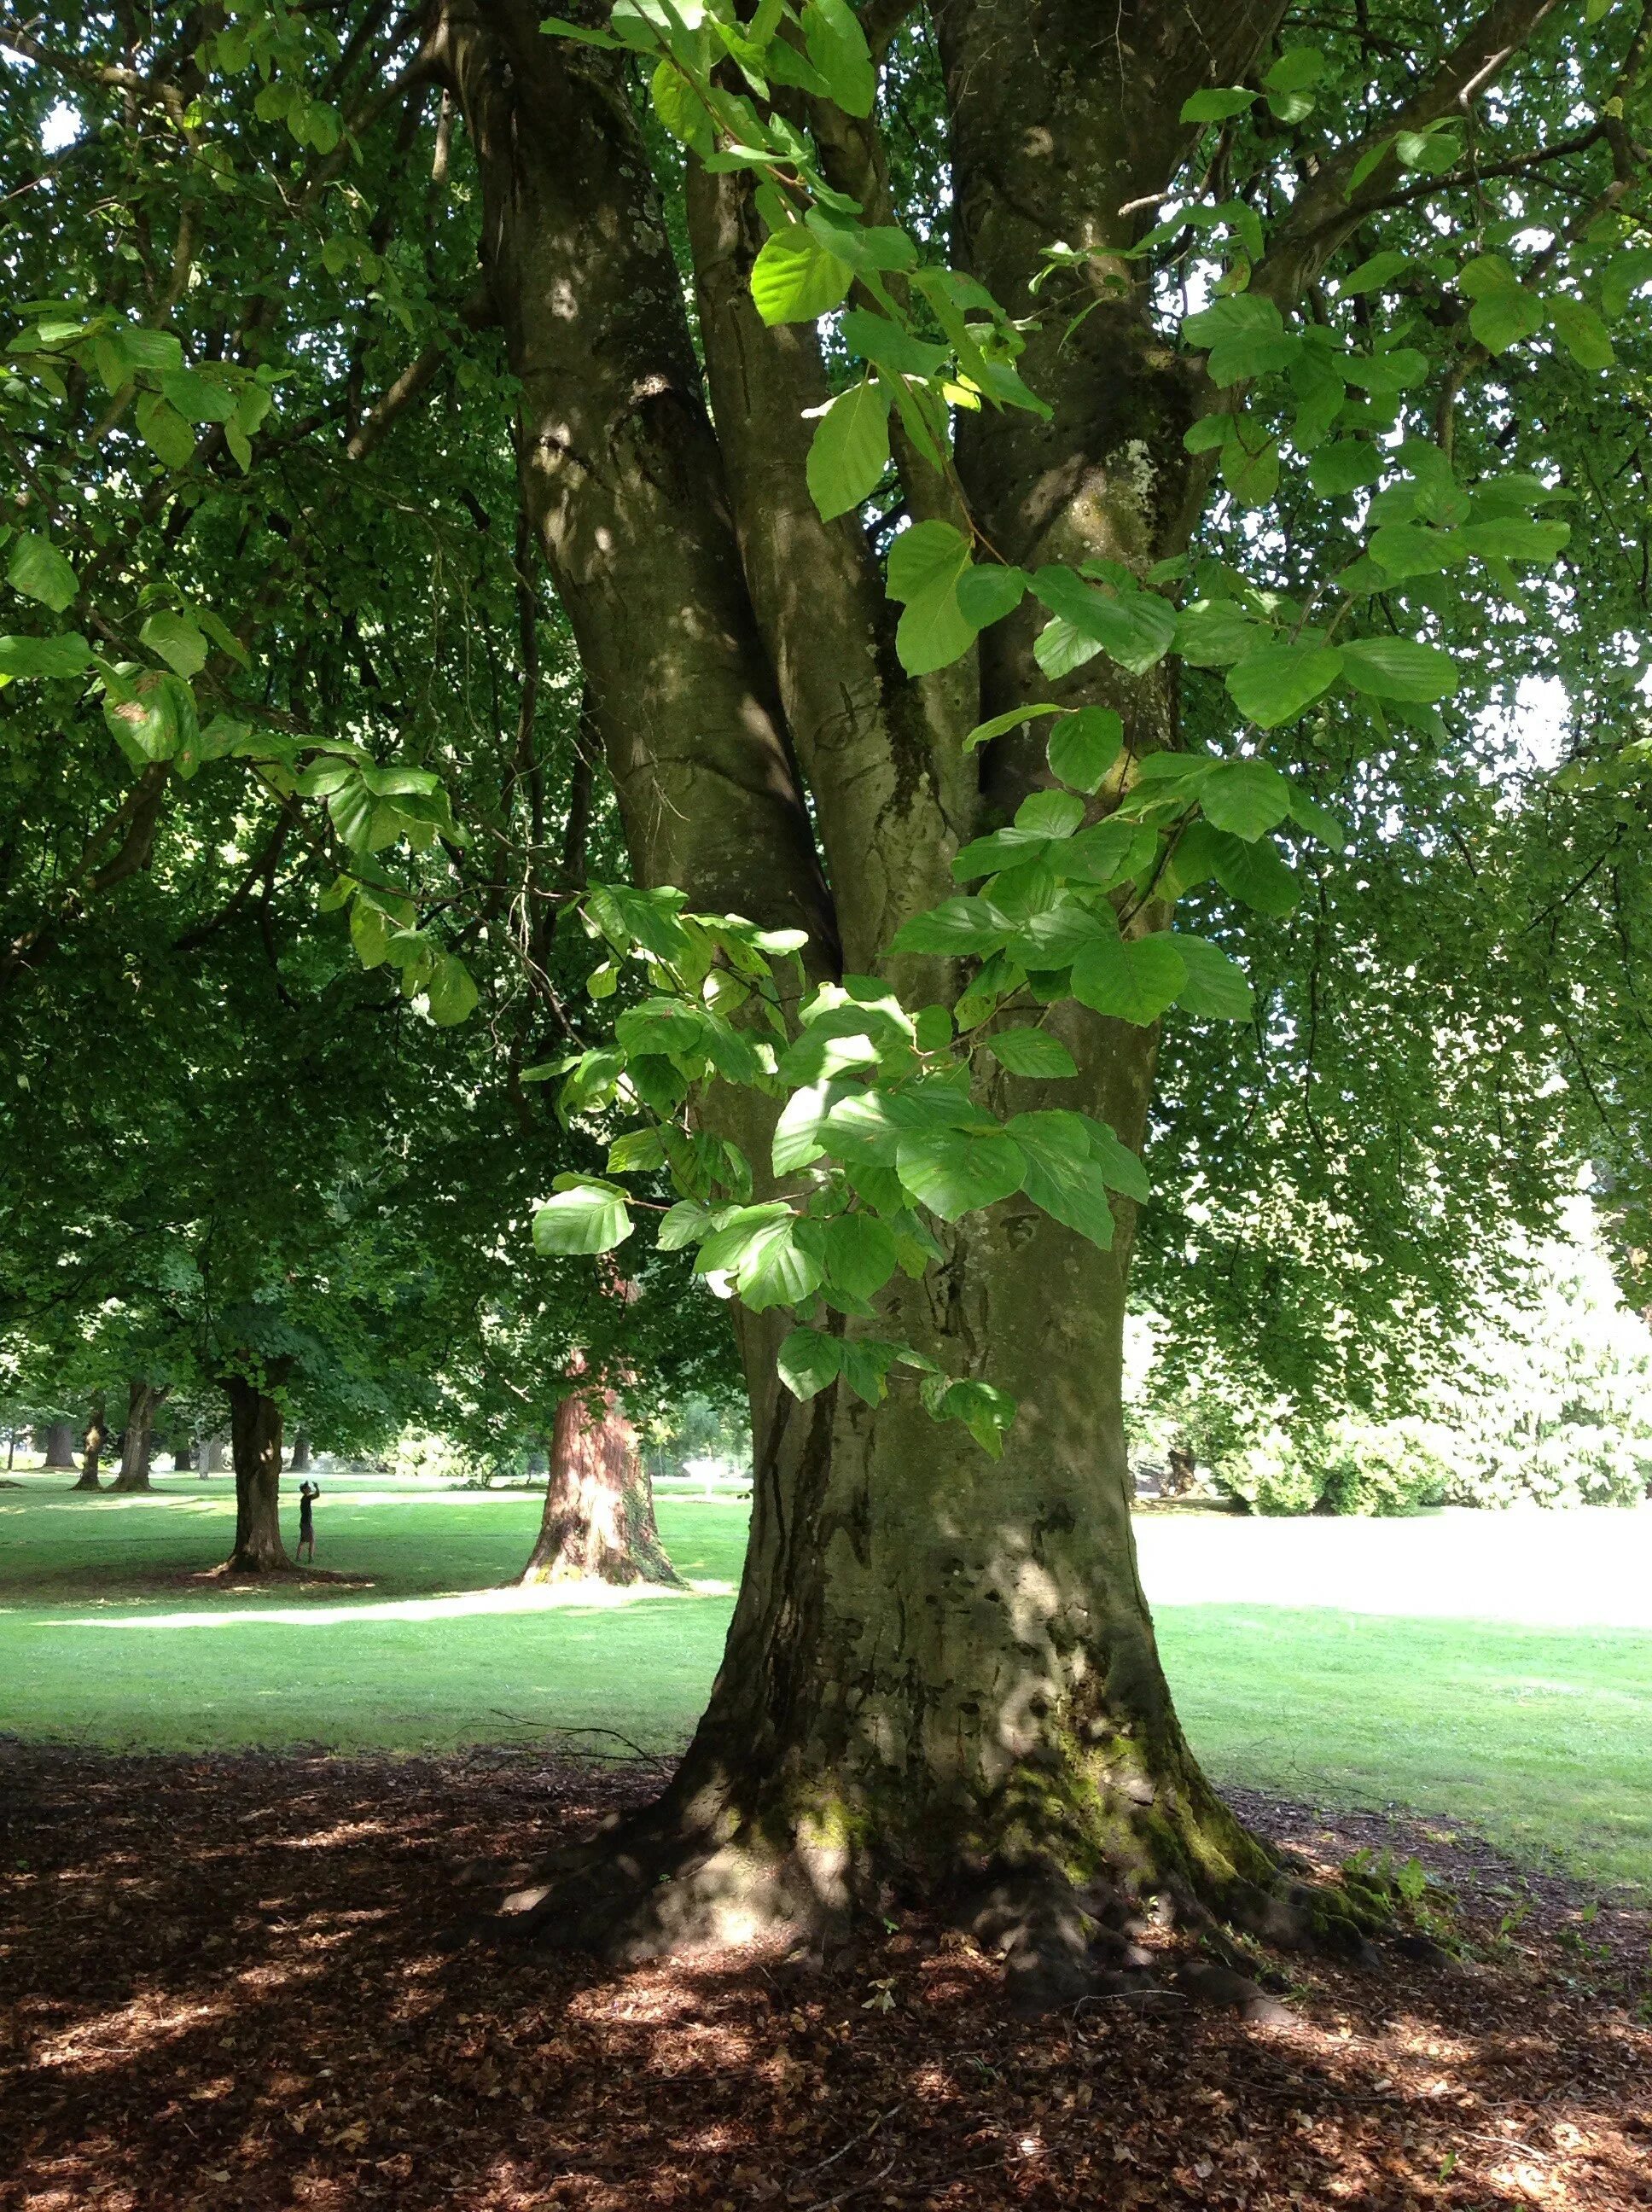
[288,1428,311,1475]
[520,1383,681,1587]
[73,1395,106,1490]
[42,1420,77,1470]
[108,1381,168,1492]
[224,1374,292,1573]
[443,0,1371,1986]
[172,1439,194,1473]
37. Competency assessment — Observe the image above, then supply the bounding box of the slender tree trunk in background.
[439,0,1387,1988]
[73,1395,107,1490]
[288,1429,311,1475]
[43,1420,76,1470]
[108,1382,168,1493]
[519,1383,681,1587]
[224,1374,291,1573]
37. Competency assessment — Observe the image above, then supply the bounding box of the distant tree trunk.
[172,1438,194,1472]
[200,1433,227,1476]
[289,1429,311,1474]
[108,1382,168,1492]
[519,1385,681,1587]
[43,1420,77,1470]
[73,1396,107,1490]
[224,1374,292,1573]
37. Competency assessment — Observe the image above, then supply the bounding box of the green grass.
[3,1473,1650,1896]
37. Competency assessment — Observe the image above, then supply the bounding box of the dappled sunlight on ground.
[2,1747,1648,2211]
[49,1579,738,1632]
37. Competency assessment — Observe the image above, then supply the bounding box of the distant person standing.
[296,1478,321,1563]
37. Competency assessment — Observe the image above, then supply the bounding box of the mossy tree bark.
[108,1381,168,1493]
[224,1369,292,1573]
[435,0,1414,1982]
[519,1383,681,1587]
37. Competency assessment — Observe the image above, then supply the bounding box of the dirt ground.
[2,1743,1649,2210]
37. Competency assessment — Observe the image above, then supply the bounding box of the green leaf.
[1180,87,1256,122]
[1225,643,1344,728]
[657,1200,712,1251]
[1071,931,1187,1024]
[1550,297,1614,370]
[820,1213,900,1301]
[801,0,875,116]
[887,521,975,676]
[1457,518,1569,565]
[1172,934,1253,1019]
[1015,789,1084,839]
[1044,707,1123,794]
[841,309,951,381]
[1209,827,1300,914]
[1307,440,1383,496]
[426,953,480,1026]
[160,368,237,423]
[773,1079,857,1175]
[7,533,78,614]
[0,631,91,680]
[1184,294,1297,386]
[1287,789,1347,853]
[889,895,1009,956]
[1005,1110,1115,1249]
[102,670,195,767]
[1602,244,1652,319]
[1368,522,1463,578]
[955,565,1029,630]
[650,59,713,152]
[895,1127,1026,1220]
[135,391,197,469]
[532,1184,634,1256]
[1266,48,1326,92]
[751,226,853,326]
[806,381,891,520]
[1339,252,1413,295]
[1029,566,1175,677]
[777,1326,844,1400]
[1200,758,1292,837]
[1466,282,1544,355]
[139,609,209,678]
[1173,600,1265,668]
[737,1217,825,1313]
[1338,637,1459,701]
[1221,434,1279,509]
[986,1027,1077,1079]
[963,702,1064,752]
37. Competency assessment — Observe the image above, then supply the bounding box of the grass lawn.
[3,1473,1649,1897]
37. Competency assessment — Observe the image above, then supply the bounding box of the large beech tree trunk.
[520,1383,681,1587]
[436,0,1383,1984]
[42,1420,77,1470]
[109,1382,168,1493]
[224,1374,291,1573]
[288,1429,311,1476]
[73,1396,106,1490]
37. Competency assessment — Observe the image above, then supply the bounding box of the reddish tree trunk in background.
[520,1382,680,1587]
[73,1396,107,1490]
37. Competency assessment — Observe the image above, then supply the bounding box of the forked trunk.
[108,1381,167,1492]
[442,0,1363,1988]
[520,1385,680,1587]
[224,1376,290,1573]
[73,1396,106,1490]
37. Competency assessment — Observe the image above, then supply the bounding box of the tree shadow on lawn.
[2,1742,1649,2212]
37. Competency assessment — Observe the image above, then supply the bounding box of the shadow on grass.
[3,1744,1649,2212]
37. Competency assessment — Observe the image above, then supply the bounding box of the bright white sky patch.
[41,100,80,152]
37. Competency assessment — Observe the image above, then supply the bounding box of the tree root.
[492,1795,1398,2017]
